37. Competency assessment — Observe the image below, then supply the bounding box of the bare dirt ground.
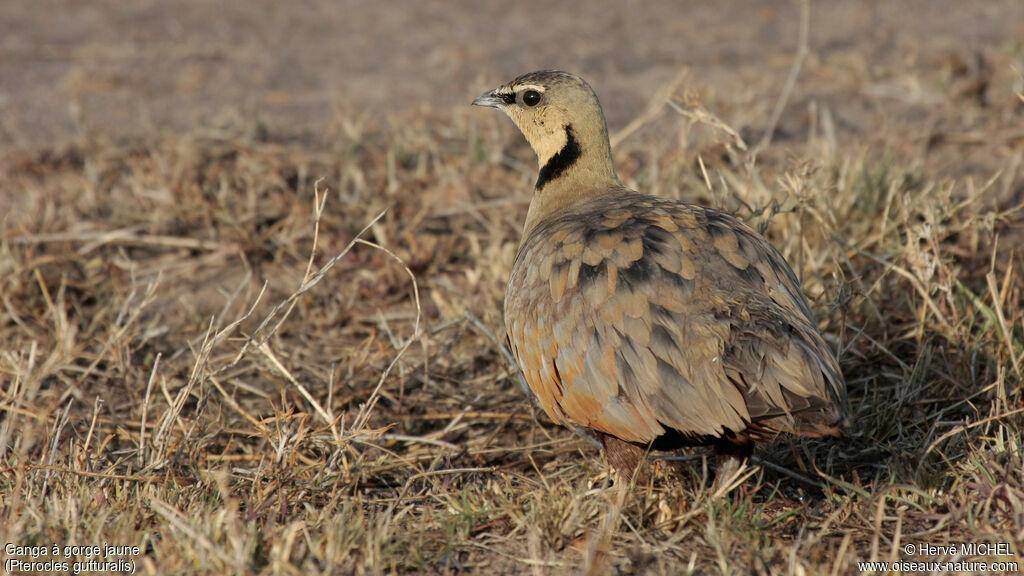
[2,1,1023,574]
[3,1,1023,222]
[1,2,1020,151]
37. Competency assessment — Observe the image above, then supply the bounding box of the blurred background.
[3,1,1022,171]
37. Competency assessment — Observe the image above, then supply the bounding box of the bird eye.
[522,90,542,107]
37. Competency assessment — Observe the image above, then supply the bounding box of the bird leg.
[599,433,648,485]
[711,440,754,494]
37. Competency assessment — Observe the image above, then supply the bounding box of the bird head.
[473,70,618,191]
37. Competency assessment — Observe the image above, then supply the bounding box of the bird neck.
[523,123,621,236]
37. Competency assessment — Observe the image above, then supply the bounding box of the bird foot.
[599,433,649,486]
[710,443,754,496]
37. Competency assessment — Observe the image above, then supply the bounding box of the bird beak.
[472,89,504,108]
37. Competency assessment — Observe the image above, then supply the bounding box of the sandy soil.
[1,1,1022,253]
[2,2,1021,160]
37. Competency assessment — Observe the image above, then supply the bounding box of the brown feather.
[476,70,847,488]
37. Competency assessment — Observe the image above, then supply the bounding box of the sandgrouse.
[473,70,846,490]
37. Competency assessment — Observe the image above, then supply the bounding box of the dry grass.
[1,66,1023,575]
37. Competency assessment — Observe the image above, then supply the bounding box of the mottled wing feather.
[506,192,845,444]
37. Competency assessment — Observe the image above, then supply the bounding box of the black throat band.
[536,125,581,190]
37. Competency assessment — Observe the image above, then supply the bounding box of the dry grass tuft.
[1,69,1023,574]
